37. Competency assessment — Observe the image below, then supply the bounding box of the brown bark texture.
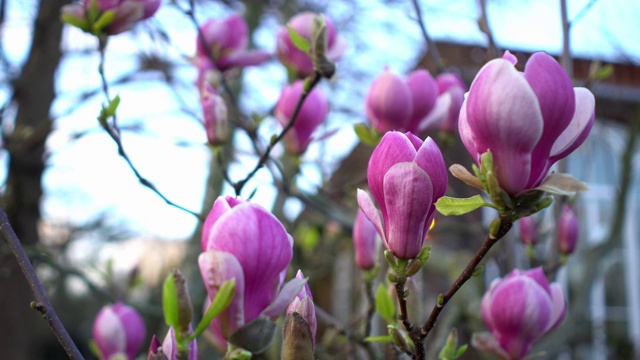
[0,0,69,358]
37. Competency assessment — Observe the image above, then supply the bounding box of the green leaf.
[353,123,380,146]
[287,25,310,54]
[106,95,120,116]
[455,344,468,358]
[375,284,395,324]
[435,195,495,216]
[87,0,100,24]
[191,279,236,339]
[363,335,392,343]
[162,272,179,328]
[594,64,614,81]
[92,9,114,34]
[61,12,90,32]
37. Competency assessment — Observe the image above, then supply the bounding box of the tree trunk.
[0,0,68,358]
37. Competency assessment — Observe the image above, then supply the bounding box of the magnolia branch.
[420,216,513,339]
[0,210,84,360]
[96,40,203,221]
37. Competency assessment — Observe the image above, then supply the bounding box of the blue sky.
[1,0,638,240]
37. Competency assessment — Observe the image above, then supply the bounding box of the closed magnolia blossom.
[198,196,305,348]
[481,267,566,360]
[93,302,146,360]
[358,131,447,259]
[459,51,595,195]
[159,328,197,360]
[435,73,467,133]
[353,209,380,270]
[365,68,453,135]
[200,84,229,145]
[196,14,271,73]
[276,12,346,77]
[274,80,329,154]
[286,270,317,346]
[557,205,579,254]
[61,0,160,35]
[518,215,538,245]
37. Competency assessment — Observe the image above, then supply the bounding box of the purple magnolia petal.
[488,276,552,356]
[383,162,433,259]
[415,137,448,231]
[524,52,576,186]
[549,87,595,161]
[208,203,292,322]
[353,209,380,270]
[275,81,329,154]
[199,251,246,338]
[417,92,450,133]
[261,277,307,319]
[481,279,500,333]
[217,50,272,72]
[365,69,413,133]
[523,267,552,296]
[406,69,438,132]
[458,98,480,164]
[547,283,567,331]
[502,50,518,65]
[356,189,387,248]
[162,326,197,360]
[465,58,544,195]
[202,196,237,251]
[93,306,127,358]
[107,1,144,35]
[367,131,420,218]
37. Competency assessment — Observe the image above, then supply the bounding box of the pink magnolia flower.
[93,302,146,360]
[276,12,346,77]
[64,0,160,35]
[198,197,305,348]
[365,68,454,135]
[353,209,380,270]
[481,267,566,360]
[358,131,447,259]
[196,14,271,72]
[159,327,197,360]
[557,205,579,254]
[435,73,467,133]
[286,270,317,347]
[459,51,595,195]
[518,215,538,246]
[274,80,329,154]
[200,84,229,146]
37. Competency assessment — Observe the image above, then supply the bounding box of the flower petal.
[217,50,272,71]
[199,250,246,338]
[367,131,419,218]
[406,69,438,132]
[524,52,576,184]
[383,162,433,259]
[549,87,595,161]
[546,283,567,332]
[208,203,292,322]
[466,58,544,194]
[365,69,413,133]
[357,189,387,248]
[261,277,307,320]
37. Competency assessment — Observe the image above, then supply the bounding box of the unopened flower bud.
[557,204,579,254]
[200,84,229,146]
[93,302,146,360]
[286,270,316,347]
[518,215,538,245]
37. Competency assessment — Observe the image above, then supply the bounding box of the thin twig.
[97,39,203,221]
[363,278,376,338]
[394,279,424,359]
[420,216,513,339]
[232,74,321,196]
[411,0,444,72]
[0,210,84,360]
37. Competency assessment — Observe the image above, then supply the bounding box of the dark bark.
[0,0,69,358]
